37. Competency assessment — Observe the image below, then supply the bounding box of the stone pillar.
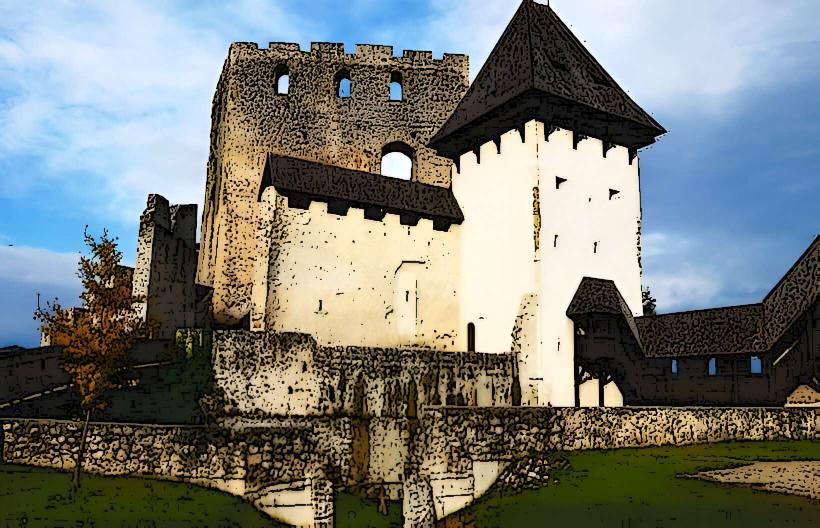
[310,474,334,528]
[403,472,435,528]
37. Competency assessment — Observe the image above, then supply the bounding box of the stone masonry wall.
[1,417,357,491]
[211,330,516,417]
[413,406,819,474]
[197,42,470,324]
[132,194,200,339]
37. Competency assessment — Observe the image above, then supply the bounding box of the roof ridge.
[636,302,764,320]
[761,235,820,303]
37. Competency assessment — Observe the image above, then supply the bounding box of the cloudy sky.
[1,0,818,347]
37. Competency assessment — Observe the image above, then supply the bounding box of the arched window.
[335,69,351,98]
[274,65,289,95]
[467,323,476,352]
[380,142,413,180]
[389,71,403,101]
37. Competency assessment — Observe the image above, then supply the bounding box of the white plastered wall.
[251,190,461,349]
[249,119,642,408]
[453,120,642,407]
[452,122,541,359]
[536,126,642,406]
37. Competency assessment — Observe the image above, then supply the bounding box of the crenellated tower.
[198,41,470,325]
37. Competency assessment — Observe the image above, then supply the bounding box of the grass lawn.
[1,441,817,527]
[0,463,287,527]
[448,440,820,527]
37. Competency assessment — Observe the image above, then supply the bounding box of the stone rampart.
[403,406,819,525]
[211,330,516,417]
[0,417,350,527]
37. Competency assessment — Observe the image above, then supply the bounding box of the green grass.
[449,440,820,527]
[2,441,818,527]
[335,493,401,528]
[0,463,287,527]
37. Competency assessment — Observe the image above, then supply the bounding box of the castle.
[7,2,818,526]
[128,0,817,410]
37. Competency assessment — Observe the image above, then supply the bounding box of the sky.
[0,0,818,347]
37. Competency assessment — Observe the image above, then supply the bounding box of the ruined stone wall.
[0,418,356,494]
[414,406,819,472]
[403,406,819,523]
[211,330,515,418]
[197,42,470,325]
[1,418,353,526]
[133,194,199,339]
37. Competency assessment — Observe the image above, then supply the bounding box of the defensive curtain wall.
[209,330,516,417]
[3,407,816,527]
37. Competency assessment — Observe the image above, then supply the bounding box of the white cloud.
[0,0,314,223]
[644,266,722,312]
[641,230,789,313]
[0,245,79,287]
[0,245,83,347]
[2,0,817,227]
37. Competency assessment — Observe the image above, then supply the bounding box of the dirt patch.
[690,461,820,500]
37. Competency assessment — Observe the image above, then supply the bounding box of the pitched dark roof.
[759,235,819,350]
[429,0,665,160]
[259,155,464,229]
[566,236,819,358]
[635,305,764,358]
[567,277,642,346]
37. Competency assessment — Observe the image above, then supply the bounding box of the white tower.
[430,0,665,406]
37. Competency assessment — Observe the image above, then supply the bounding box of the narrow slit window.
[556,176,567,189]
[467,322,476,352]
[708,357,717,376]
[671,359,678,376]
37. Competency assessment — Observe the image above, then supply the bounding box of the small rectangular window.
[708,357,717,376]
[750,356,762,375]
[671,359,678,376]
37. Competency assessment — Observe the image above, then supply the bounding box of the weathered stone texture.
[211,330,515,417]
[415,407,819,468]
[133,194,201,339]
[197,42,470,324]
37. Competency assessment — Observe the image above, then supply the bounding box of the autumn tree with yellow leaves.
[35,229,154,490]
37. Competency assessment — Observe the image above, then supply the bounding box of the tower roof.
[429,0,666,160]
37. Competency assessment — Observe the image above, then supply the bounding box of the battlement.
[231,40,468,71]
[201,38,471,324]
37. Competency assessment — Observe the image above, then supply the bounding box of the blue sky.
[1,0,818,347]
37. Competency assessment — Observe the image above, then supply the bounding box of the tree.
[642,287,657,316]
[35,228,153,491]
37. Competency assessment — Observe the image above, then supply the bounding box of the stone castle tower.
[190,0,669,407]
[197,42,470,325]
